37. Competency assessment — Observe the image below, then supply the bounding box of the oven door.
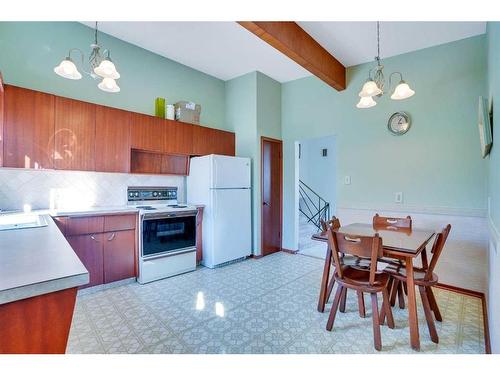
[141,212,197,258]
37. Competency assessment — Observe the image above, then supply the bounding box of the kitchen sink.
[0,213,49,231]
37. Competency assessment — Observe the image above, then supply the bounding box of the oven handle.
[142,211,198,220]
[142,247,197,260]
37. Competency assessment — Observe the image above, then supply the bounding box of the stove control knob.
[153,191,158,197]
[134,192,140,197]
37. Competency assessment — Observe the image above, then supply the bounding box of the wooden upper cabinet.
[54,97,96,171]
[130,113,164,153]
[3,85,55,169]
[192,126,235,156]
[95,105,131,173]
[162,119,193,155]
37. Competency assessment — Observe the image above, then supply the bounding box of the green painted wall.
[0,22,226,129]
[282,35,488,249]
[486,21,500,354]
[487,23,500,233]
[225,71,281,255]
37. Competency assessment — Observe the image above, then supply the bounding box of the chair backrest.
[373,213,412,230]
[320,216,341,232]
[327,227,383,285]
[425,224,452,280]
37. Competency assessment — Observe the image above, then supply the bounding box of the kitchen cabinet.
[1,84,236,174]
[3,85,55,169]
[162,119,193,155]
[103,230,136,283]
[131,149,189,175]
[54,96,96,171]
[192,125,235,156]
[66,233,104,288]
[130,113,164,153]
[95,105,131,173]
[56,213,137,289]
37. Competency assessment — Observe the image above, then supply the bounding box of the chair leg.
[427,286,443,322]
[397,282,405,309]
[357,291,366,318]
[382,287,395,329]
[419,286,439,343]
[326,277,335,304]
[403,281,408,295]
[390,279,399,307]
[326,286,344,331]
[370,293,382,351]
[339,287,347,313]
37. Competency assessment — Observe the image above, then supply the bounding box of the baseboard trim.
[282,248,298,254]
[337,204,486,218]
[436,283,491,354]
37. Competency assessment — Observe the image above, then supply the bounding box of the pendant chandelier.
[356,22,415,108]
[54,22,121,93]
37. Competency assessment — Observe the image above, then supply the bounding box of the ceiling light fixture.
[54,22,121,93]
[356,22,415,108]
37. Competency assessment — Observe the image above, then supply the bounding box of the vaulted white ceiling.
[81,21,486,83]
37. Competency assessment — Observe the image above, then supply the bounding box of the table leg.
[405,256,420,351]
[317,243,332,312]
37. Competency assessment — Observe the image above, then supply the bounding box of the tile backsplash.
[0,168,185,211]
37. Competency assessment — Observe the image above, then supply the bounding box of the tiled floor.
[67,252,485,354]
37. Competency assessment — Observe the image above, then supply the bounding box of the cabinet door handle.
[107,233,116,241]
[90,235,100,242]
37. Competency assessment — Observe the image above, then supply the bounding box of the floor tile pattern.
[67,252,485,354]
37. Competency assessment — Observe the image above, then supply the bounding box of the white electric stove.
[127,186,198,284]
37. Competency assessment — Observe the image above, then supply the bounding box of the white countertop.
[48,206,140,217]
[0,214,89,305]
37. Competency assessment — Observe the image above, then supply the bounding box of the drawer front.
[64,216,105,236]
[104,214,137,232]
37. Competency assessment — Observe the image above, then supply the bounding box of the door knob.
[263,201,270,206]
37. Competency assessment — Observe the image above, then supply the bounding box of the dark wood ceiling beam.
[238,21,346,91]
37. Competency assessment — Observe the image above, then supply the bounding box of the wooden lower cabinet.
[0,287,77,354]
[66,233,105,288]
[58,214,137,289]
[103,230,136,283]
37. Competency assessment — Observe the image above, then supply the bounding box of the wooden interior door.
[261,137,283,256]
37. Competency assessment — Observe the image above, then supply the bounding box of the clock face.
[388,112,411,135]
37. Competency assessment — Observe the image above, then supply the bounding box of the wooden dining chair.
[320,216,368,318]
[326,228,395,351]
[381,224,451,344]
[373,213,412,230]
[373,213,412,309]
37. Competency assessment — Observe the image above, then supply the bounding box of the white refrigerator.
[187,154,252,268]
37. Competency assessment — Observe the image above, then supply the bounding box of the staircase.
[299,180,331,230]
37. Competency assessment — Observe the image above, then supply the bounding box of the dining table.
[312,222,436,351]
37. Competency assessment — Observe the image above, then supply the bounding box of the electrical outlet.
[395,192,403,203]
[344,176,351,185]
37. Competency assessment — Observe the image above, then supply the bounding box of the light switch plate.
[344,176,351,185]
[395,192,403,203]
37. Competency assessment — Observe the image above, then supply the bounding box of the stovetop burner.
[168,204,188,208]
[136,206,157,210]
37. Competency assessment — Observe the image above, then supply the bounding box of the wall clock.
[387,112,411,135]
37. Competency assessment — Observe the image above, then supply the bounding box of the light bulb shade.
[98,78,120,93]
[359,80,382,97]
[391,81,415,100]
[356,96,377,109]
[54,58,82,80]
[94,58,120,79]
